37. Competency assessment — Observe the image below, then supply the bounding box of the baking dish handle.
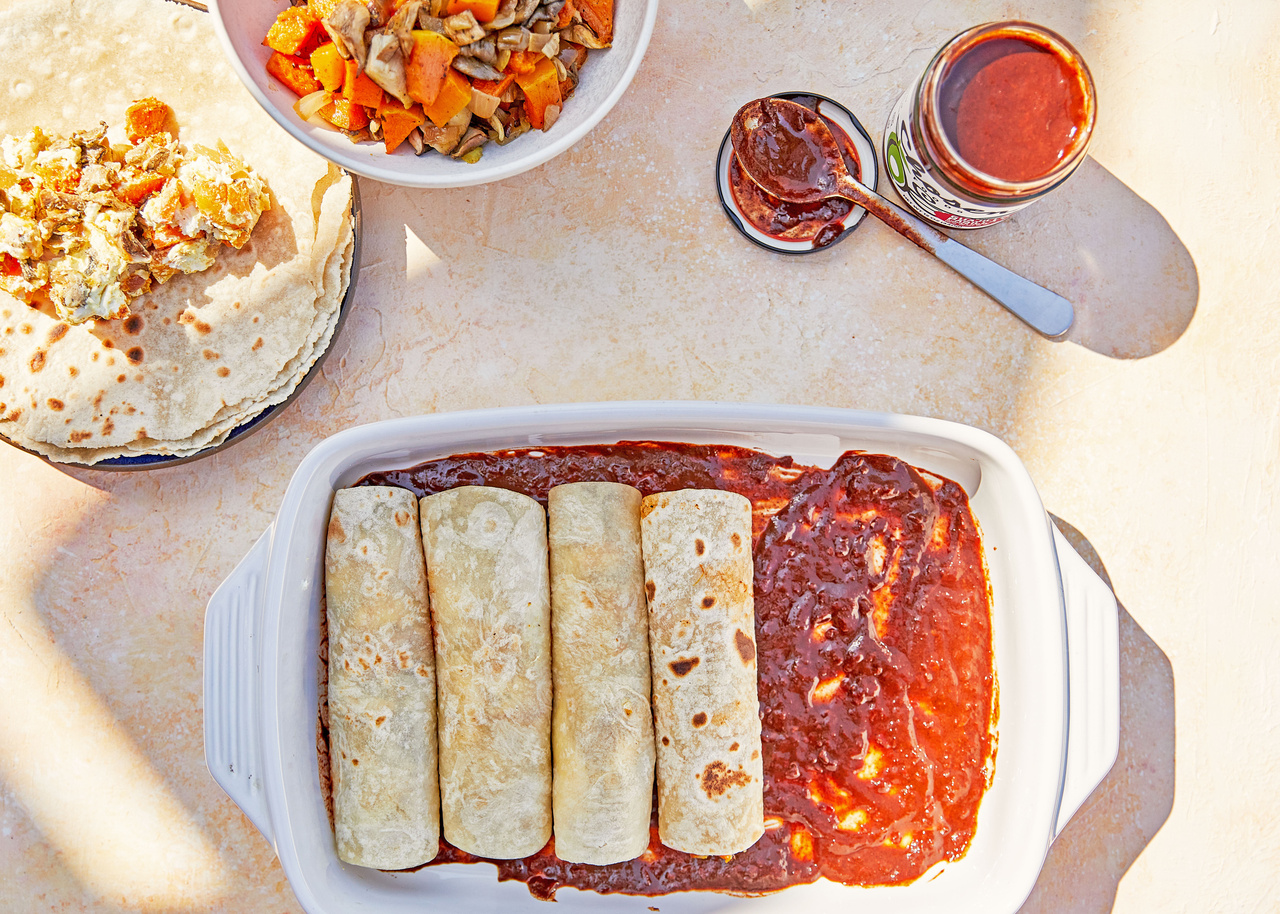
[204,526,276,846]
[1052,525,1121,837]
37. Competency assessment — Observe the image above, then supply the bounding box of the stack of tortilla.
[0,0,354,465]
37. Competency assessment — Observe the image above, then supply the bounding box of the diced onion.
[294,90,331,122]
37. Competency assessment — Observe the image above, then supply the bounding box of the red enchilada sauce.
[728,96,861,249]
[939,34,1088,183]
[359,442,995,897]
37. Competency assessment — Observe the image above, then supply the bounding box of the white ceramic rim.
[237,402,1073,914]
[207,0,660,188]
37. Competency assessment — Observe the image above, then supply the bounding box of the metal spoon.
[730,98,1075,339]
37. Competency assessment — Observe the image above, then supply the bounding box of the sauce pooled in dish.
[347,442,996,898]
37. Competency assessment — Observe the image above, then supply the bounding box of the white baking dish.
[204,402,1119,914]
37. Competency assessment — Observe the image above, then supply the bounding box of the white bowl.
[204,401,1119,914]
[208,0,659,187]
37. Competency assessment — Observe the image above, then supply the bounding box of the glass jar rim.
[916,21,1098,200]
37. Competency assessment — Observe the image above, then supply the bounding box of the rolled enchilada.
[420,486,553,859]
[325,486,439,869]
[641,489,764,856]
[548,482,655,864]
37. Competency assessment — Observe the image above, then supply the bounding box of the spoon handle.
[834,174,1075,339]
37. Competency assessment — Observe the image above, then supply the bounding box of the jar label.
[883,88,1031,229]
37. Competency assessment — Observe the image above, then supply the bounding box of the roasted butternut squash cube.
[343,59,385,108]
[265,6,322,57]
[406,30,460,107]
[310,42,345,93]
[422,68,472,127]
[513,55,562,130]
[266,51,322,98]
[378,98,426,153]
[444,0,499,23]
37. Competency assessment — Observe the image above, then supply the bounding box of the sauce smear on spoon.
[731,99,845,203]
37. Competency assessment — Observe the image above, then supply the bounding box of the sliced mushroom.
[408,127,426,155]
[542,103,561,131]
[417,14,446,33]
[458,35,498,64]
[513,0,539,24]
[560,22,608,49]
[451,55,504,81]
[365,32,413,106]
[496,116,531,145]
[486,0,518,30]
[422,123,465,154]
[386,0,423,55]
[323,0,372,67]
[451,126,488,158]
[442,10,486,45]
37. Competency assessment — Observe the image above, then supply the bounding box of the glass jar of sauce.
[883,21,1096,229]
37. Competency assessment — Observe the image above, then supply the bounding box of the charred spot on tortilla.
[669,657,700,677]
[327,515,346,544]
[695,538,706,555]
[731,532,742,549]
[692,712,707,728]
[646,580,656,600]
[126,347,144,364]
[116,374,126,382]
[28,350,45,372]
[735,629,756,664]
[123,315,144,334]
[394,509,411,527]
[252,337,263,351]
[217,366,230,377]
[729,742,739,752]
[69,430,91,442]
[699,760,752,797]
[102,339,114,349]
[662,736,670,746]
[202,349,219,360]
[195,320,212,335]
[67,366,77,377]
[701,595,716,608]
[48,323,69,343]
[47,398,63,410]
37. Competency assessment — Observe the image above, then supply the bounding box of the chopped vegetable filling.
[266,0,611,158]
[0,102,269,325]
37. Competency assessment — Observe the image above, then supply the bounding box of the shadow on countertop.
[1018,516,1176,913]
[953,158,1199,359]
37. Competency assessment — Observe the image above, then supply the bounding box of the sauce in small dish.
[717,94,879,254]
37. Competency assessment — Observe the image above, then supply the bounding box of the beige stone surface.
[1,0,1277,911]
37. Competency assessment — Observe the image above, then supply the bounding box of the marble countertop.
[2,0,1277,911]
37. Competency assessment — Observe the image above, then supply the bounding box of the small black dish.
[717,92,880,255]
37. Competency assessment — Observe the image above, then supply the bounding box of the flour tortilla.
[325,486,439,870]
[548,482,655,865]
[641,489,764,856]
[0,0,353,464]
[420,486,553,859]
